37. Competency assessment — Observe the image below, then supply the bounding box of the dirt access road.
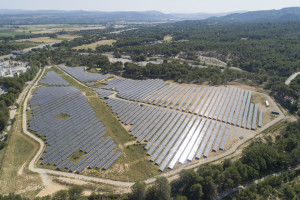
[285,72,300,85]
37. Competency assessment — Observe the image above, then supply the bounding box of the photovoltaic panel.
[219,126,230,150]
[258,111,263,127]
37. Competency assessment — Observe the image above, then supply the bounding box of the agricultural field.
[14,35,80,44]
[73,40,117,50]
[0,29,32,37]
[2,24,106,35]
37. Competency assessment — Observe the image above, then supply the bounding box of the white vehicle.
[265,100,269,107]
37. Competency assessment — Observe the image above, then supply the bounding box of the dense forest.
[0,42,35,56]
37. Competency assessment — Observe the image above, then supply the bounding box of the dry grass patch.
[163,35,173,42]
[73,40,116,50]
[15,25,106,34]
[55,113,70,120]
[0,105,43,198]
[57,34,80,40]
[15,35,80,44]
[14,37,59,43]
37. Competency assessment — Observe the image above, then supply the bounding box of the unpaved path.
[17,162,27,175]
[285,72,300,85]
[36,182,68,197]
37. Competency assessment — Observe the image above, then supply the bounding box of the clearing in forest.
[73,40,117,50]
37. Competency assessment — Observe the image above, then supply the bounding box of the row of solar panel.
[66,71,263,130]
[86,81,98,87]
[91,88,114,98]
[105,98,231,171]
[101,78,260,129]
[68,73,263,130]
[58,65,107,82]
[140,86,261,130]
[40,71,70,86]
[102,77,167,102]
[29,86,121,173]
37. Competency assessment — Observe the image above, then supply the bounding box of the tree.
[174,196,187,200]
[113,51,121,58]
[111,62,123,72]
[145,186,158,200]
[155,177,171,200]
[223,159,232,169]
[145,177,171,200]
[173,169,202,197]
[88,192,102,200]
[68,185,83,200]
[189,184,203,200]
[202,177,217,200]
[53,190,68,200]
[130,181,146,200]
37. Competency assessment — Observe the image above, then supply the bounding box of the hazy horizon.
[1,0,300,13]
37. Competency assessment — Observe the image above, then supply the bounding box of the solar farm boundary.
[21,66,284,187]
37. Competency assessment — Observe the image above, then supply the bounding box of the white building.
[0,61,30,77]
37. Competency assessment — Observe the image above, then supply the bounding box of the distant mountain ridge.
[0,7,299,24]
[169,11,246,20]
[208,7,300,22]
[0,9,242,24]
[0,10,173,24]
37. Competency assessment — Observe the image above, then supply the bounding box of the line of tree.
[231,170,300,200]
[0,32,61,41]
[0,63,39,148]
[0,42,36,56]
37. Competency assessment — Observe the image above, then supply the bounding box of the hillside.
[0,10,172,24]
[208,7,300,23]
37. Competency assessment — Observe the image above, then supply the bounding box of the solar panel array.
[136,86,262,129]
[92,88,114,98]
[44,70,265,171]
[102,78,168,102]
[40,71,69,86]
[28,86,121,173]
[86,82,98,87]
[58,65,107,82]
[104,98,232,171]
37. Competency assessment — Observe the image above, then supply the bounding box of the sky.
[1,0,300,13]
